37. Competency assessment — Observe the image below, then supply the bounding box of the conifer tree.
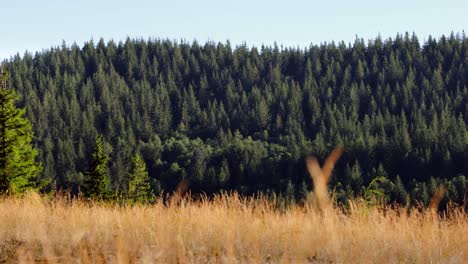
[285,179,296,204]
[218,158,230,185]
[83,135,109,199]
[393,175,408,204]
[127,154,152,203]
[0,69,42,194]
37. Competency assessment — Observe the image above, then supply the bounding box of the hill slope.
[3,33,467,204]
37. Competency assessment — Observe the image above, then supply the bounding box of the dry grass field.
[0,192,467,263]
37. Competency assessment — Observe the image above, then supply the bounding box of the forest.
[1,32,467,206]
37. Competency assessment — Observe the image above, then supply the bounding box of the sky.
[1,0,467,60]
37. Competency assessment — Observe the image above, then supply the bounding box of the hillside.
[2,33,467,205]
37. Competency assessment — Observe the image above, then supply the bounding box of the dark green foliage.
[218,158,230,186]
[393,175,409,205]
[285,179,295,204]
[0,70,42,194]
[82,135,109,199]
[2,33,467,205]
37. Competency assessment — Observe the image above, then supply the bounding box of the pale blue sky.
[1,0,467,60]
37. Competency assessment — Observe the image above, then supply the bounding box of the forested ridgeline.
[2,33,467,205]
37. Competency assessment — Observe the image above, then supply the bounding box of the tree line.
[1,32,467,206]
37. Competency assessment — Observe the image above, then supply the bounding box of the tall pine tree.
[83,135,109,199]
[0,69,42,194]
[127,154,152,203]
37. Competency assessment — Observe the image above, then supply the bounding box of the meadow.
[0,192,467,263]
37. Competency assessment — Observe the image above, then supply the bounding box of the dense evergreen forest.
[2,32,467,205]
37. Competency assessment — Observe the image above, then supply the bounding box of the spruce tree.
[0,70,42,194]
[127,154,152,203]
[393,175,408,204]
[218,158,230,186]
[285,179,295,204]
[83,135,109,199]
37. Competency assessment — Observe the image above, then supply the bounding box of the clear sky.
[1,0,467,60]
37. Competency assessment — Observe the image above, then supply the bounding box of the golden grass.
[0,192,467,263]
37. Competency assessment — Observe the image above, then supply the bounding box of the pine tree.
[83,135,109,199]
[355,59,365,80]
[218,158,230,186]
[285,179,295,204]
[393,175,408,204]
[190,148,206,183]
[0,70,42,194]
[127,154,152,203]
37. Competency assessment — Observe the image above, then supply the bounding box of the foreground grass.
[0,193,467,263]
